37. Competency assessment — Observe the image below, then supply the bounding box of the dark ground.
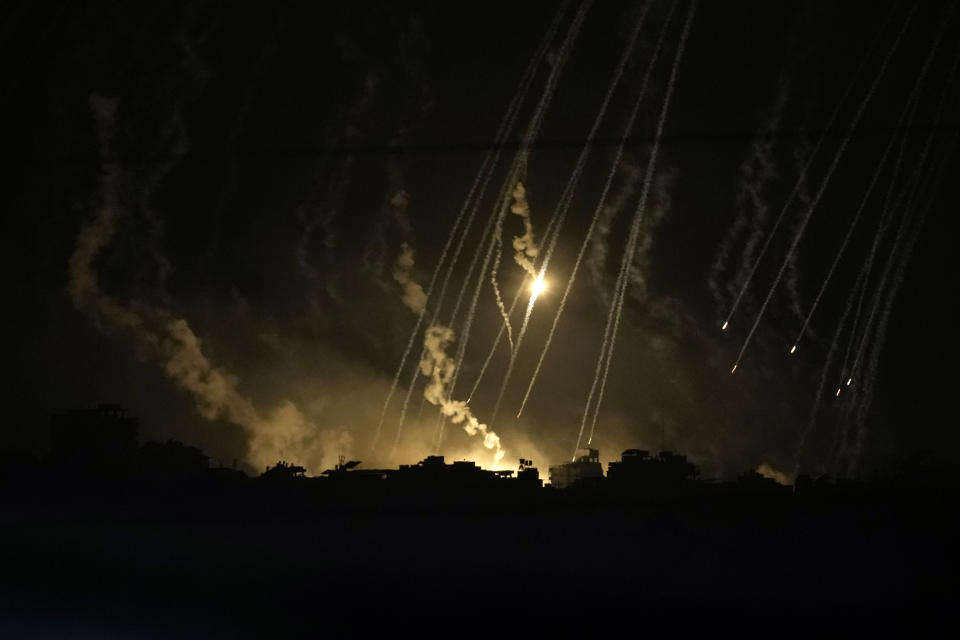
[1,481,956,637]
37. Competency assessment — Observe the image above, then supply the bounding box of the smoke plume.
[510,181,538,277]
[392,242,427,314]
[70,93,326,473]
[420,326,505,466]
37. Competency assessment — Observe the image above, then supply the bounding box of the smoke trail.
[791,265,869,477]
[627,170,673,302]
[73,94,323,473]
[830,133,948,473]
[846,21,959,389]
[296,72,380,306]
[485,0,646,431]
[487,180,538,353]
[834,96,923,386]
[709,82,787,318]
[517,1,675,418]
[490,229,515,352]
[511,182,539,276]
[379,1,575,453]
[849,151,953,475]
[467,279,527,404]
[728,4,916,373]
[587,158,642,307]
[783,141,813,322]
[578,0,697,455]
[440,0,592,442]
[392,242,428,315]
[844,51,960,473]
[788,17,946,353]
[406,326,506,467]
[833,166,933,473]
[805,18,957,476]
[719,2,899,332]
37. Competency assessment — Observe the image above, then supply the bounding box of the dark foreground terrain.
[1,479,957,637]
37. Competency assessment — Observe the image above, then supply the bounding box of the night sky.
[6,0,960,480]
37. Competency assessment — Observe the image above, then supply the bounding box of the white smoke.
[70,93,327,474]
[390,189,412,234]
[420,325,505,466]
[756,462,792,486]
[509,182,538,277]
[392,242,427,314]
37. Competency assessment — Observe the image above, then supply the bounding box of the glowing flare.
[846,377,852,386]
[722,321,728,331]
[531,274,547,297]
[730,364,738,374]
[836,388,842,397]
[790,345,797,354]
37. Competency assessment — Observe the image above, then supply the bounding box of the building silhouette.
[549,448,603,488]
[49,404,138,475]
[607,449,700,491]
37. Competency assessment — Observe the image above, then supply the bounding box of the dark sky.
[4,0,959,479]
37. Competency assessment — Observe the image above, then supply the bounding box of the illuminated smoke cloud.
[70,93,326,474]
[389,189,412,234]
[509,181,538,277]
[420,325,505,466]
[363,187,412,287]
[756,462,792,486]
[392,242,427,314]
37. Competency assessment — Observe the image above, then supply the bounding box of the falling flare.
[730,364,738,374]
[790,345,797,354]
[836,388,842,397]
[531,274,547,298]
[722,321,729,331]
[847,377,853,386]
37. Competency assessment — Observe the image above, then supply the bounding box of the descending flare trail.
[829,39,959,473]
[792,263,869,476]
[839,47,960,469]
[484,0,651,432]
[467,277,528,404]
[575,0,697,457]
[436,0,592,449]
[845,31,960,391]
[848,138,955,474]
[728,3,917,374]
[720,2,899,333]
[790,3,949,354]
[376,0,572,453]
[517,0,675,418]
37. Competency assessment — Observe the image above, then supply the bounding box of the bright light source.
[531,275,547,297]
[789,345,797,354]
[722,321,729,331]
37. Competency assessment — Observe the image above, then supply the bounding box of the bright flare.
[846,377,852,386]
[836,388,842,397]
[730,364,737,374]
[531,274,547,297]
[789,345,797,354]
[722,321,728,331]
